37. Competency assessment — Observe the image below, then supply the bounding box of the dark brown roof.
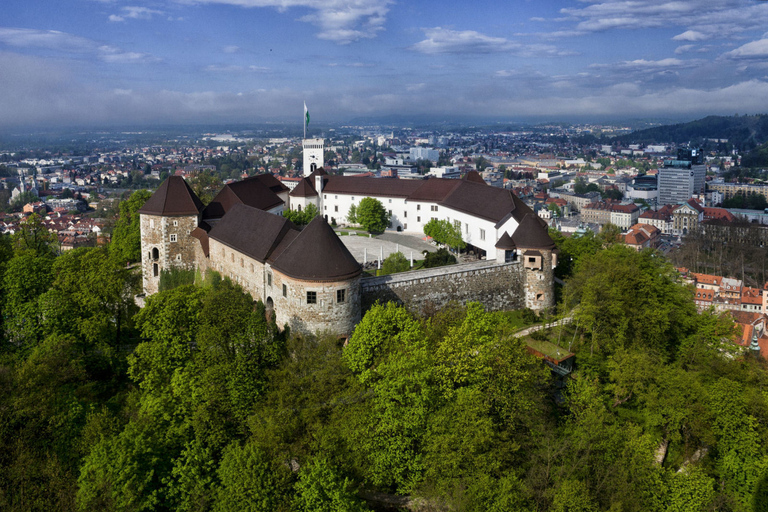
[441,181,520,223]
[138,176,204,216]
[495,231,516,249]
[251,173,290,194]
[512,214,556,250]
[323,176,423,198]
[203,177,284,220]
[408,179,462,202]
[272,216,361,281]
[308,167,329,179]
[289,178,318,198]
[208,204,297,262]
[463,170,486,184]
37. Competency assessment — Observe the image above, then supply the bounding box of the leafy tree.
[380,251,410,275]
[356,197,389,233]
[346,203,357,224]
[213,442,285,512]
[111,189,152,264]
[2,250,54,349]
[423,219,466,253]
[566,245,697,356]
[423,248,456,268]
[12,213,58,256]
[283,203,319,226]
[293,458,369,512]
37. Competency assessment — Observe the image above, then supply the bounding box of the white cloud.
[555,0,768,41]
[175,0,393,44]
[410,27,572,56]
[725,38,768,59]
[591,58,699,71]
[109,6,165,22]
[204,64,270,72]
[673,30,708,42]
[675,44,695,54]
[223,45,240,53]
[0,28,155,63]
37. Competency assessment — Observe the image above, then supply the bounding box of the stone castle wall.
[361,260,527,314]
[140,213,199,295]
[272,272,361,337]
[523,251,555,310]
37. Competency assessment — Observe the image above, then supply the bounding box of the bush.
[158,267,195,292]
[380,252,410,275]
[422,248,456,268]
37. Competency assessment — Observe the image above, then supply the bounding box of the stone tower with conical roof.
[138,176,204,295]
[512,214,557,311]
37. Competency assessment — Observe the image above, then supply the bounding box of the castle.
[138,139,556,336]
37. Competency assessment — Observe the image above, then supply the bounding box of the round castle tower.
[509,214,557,311]
[138,176,204,295]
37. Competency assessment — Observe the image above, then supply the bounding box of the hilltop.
[612,114,768,151]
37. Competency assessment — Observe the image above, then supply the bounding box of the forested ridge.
[611,114,768,152]
[2,202,768,511]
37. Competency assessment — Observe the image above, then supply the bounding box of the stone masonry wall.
[361,260,525,314]
[140,214,199,295]
[273,272,361,337]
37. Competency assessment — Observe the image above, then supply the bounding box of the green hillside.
[612,114,768,151]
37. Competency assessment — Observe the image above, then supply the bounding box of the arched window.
[152,247,159,260]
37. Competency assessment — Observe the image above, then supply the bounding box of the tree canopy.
[356,197,389,233]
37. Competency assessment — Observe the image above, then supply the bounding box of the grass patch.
[525,337,572,360]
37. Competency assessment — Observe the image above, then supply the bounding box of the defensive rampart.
[361,260,525,313]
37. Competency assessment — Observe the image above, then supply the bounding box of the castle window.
[479,229,485,241]
[152,248,159,260]
[404,223,407,230]
[537,293,543,301]
[389,199,392,203]
[404,211,407,218]
[417,216,421,222]
[250,263,254,272]
[337,289,346,303]
[335,206,338,212]
[417,205,421,211]
[153,263,158,277]
[231,253,234,262]
[505,250,515,263]
[267,273,272,286]
[283,284,287,297]
[307,291,317,304]
[173,220,178,226]
[176,254,182,262]
[170,234,177,242]
[431,205,438,212]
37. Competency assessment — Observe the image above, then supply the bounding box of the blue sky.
[2,0,768,128]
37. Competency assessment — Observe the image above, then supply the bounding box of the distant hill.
[611,114,768,151]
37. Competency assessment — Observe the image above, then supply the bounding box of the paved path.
[515,316,573,338]
[335,231,437,265]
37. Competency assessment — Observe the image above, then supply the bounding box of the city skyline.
[2,0,768,129]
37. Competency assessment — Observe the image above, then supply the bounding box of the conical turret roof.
[495,231,516,250]
[289,177,318,197]
[512,214,556,250]
[272,216,361,281]
[138,176,204,216]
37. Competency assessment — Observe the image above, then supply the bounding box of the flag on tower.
[304,102,310,127]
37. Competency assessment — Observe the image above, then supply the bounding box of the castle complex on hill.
[138,138,556,336]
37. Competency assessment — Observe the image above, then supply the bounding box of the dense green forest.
[2,195,768,511]
[612,114,768,152]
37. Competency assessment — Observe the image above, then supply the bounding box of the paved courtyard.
[335,231,437,266]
